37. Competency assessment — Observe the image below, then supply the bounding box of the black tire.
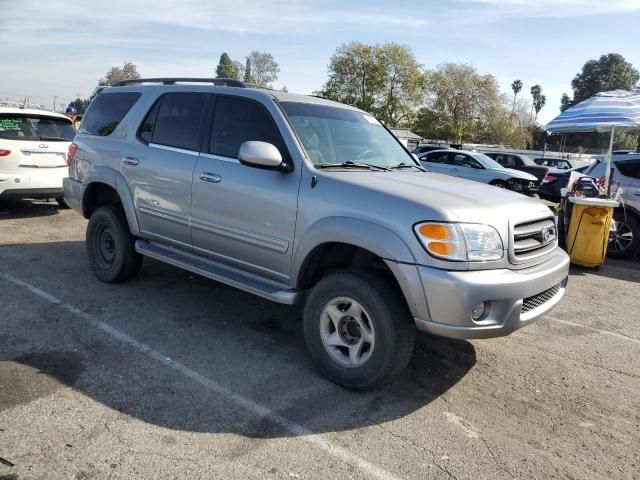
[303,271,416,390]
[490,180,509,189]
[607,211,640,259]
[86,205,142,283]
[557,210,566,250]
[56,197,70,209]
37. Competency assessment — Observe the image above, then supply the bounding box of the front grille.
[522,283,561,313]
[512,217,557,261]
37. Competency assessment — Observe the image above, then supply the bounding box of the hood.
[321,170,552,227]
[491,167,538,181]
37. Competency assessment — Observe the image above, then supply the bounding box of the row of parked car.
[411,143,583,199]
[411,144,640,259]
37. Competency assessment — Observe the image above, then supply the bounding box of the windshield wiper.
[39,136,71,142]
[390,162,427,172]
[318,161,391,171]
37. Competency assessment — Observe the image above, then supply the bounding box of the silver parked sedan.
[419,149,539,195]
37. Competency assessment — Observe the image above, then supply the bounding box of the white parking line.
[0,272,400,480]
[547,315,640,346]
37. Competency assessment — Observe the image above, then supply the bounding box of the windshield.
[280,102,414,168]
[0,114,75,141]
[519,154,536,166]
[470,152,505,170]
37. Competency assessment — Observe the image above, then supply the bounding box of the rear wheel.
[608,211,640,259]
[303,271,415,390]
[86,206,142,282]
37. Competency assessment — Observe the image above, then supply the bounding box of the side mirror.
[239,141,285,171]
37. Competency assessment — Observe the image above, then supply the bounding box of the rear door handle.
[199,172,221,183]
[123,157,139,166]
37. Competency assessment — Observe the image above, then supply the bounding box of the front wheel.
[490,180,509,189]
[86,206,142,283]
[303,271,415,390]
[608,212,640,259]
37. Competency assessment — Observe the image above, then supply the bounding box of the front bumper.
[0,170,66,198]
[412,248,570,339]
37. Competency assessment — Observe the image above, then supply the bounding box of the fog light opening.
[471,302,486,321]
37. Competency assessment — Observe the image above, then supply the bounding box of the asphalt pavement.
[1,199,639,480]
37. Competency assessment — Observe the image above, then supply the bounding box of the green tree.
[245,51,280,87]
[69,98,90,114]
[319,42,423,126]
[413,63,532,147]
[560,93,573,112]
[570,53,639,104]
[529,84,542,122]
[243,57,252,83]
[318,42,385,114]
[533,94,546,123]
[216,53,240,79]
[511,79,522,116]
[417,63,501,143]
[98,62,141,86]
[377,43,424,126]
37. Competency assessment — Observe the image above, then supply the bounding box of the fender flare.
[291,216,417,286]
[81,167,141,236]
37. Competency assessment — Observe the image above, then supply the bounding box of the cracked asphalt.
[1,199,639,480]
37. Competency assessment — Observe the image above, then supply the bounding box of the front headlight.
[414,222,503,261]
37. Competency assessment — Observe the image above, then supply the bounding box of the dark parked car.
[412,144,450,155]
[538,166,589,202]
[533,157,580,171]
[483,152,548,183]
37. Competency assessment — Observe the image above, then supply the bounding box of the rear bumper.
[0,170,66,198]
[410,248,570,339]
[62,177,84,213]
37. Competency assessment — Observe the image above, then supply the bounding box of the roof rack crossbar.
[111,78,247,88]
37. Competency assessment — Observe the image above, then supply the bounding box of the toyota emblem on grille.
[541,227,556,243]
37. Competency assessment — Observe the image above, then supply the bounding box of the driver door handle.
[123,157,139,166]
[199,172,222,183]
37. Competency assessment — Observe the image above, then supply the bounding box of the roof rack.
[111,78,247,88]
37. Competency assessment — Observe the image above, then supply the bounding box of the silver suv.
[585,154,640,258]
[64,78,569,389]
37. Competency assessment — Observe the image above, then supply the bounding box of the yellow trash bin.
[565,197,619,268]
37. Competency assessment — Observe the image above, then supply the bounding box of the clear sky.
[2,0,639,124]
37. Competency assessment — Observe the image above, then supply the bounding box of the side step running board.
[135,240,300,305]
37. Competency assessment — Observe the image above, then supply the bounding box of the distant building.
[389,128,423,150]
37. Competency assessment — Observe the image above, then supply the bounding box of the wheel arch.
[81,169,140,236]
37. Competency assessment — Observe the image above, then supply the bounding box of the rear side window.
[615,160,640,179]
[209,96,287,160]
[149,93,207,151]
[423,152,448,163]
[0,114,75,141]
[81,92,140,136]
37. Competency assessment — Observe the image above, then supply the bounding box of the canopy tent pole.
[605,126,615,192]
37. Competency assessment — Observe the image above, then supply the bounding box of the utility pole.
[53,96,57,111]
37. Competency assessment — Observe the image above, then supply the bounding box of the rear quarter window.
[81,92,141,136]
[615,160,640,180]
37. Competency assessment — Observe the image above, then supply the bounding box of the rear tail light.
[543,174,557,184]
[0,149,11,157]
[67,143,78,166]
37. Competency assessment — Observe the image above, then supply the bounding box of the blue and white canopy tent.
[545,89,640,190]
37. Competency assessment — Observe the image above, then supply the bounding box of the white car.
[0,106,75,206]
[419,149,539,195]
